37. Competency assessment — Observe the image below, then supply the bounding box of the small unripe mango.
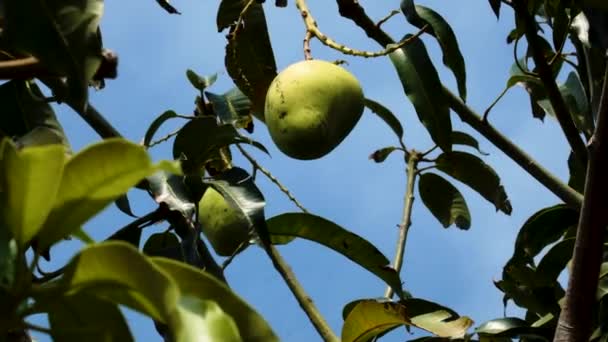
[198,187,250,256]
[264,60,364,160]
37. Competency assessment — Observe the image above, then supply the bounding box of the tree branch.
[333,0,583,209]
[515,1,588,168]
[553,60,608,342]
[385,151,419,298]
[0,57,54,79]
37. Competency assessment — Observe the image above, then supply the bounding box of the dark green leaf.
[413,5,467,101]
[488,0,501,18]
[107,220,144,248]
[552,5,569,52]
[364,98,404,140]
[144,110,180,148]
[475,317,551,339]
[36,139,180,249]
[451,131,488,155]
[225,4,277,115]
[435,151,511,214]
[156,0,181,14]
[418,173,471,229]
[206,167,268,243]
[38,293,134,342]
[0,141,66,247]
[153,257,279,341]
[389,35,451,151]
[266,213,405,299]
[567,151,586,193]
[217,0,248,31]
[205,87,255,128]
[4,0,104,111]
[369,147,400,163]
[173,117,268,173]
[512,204,578,264]
[144,232,182,260]
[115,194,138,218]
[148,172,196,217]
[186,70,217,91]
[536,238,575,281]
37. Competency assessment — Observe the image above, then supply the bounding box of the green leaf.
[37,293,134,342]
[369,147,400,163]
[451,131,488,155]
[413,5,467,101]
[147,172,196,217]
[36,139,179,249]
[535,238,575,281]
[156,0,181,14]
[266,213,405,298]
[225,4,277,115]
[217,0,248,31]
[172,117,268,173]
[144,110,180,148]
[144,232,184,260]
[418,173,471,229]
[205,87,255,128]
[186,70,218,91]
[389,35,451,152]
[488,0,501,18]
[172,297,242,342]
[511,204,578,264]
[435,151,511,214]
[567,151,586,193]
[475,317,551,339]
[0,141,66,247]
[0,80,69,149]
[153,257,279,341]
[364,98,404,140]
[341,298,473,342]
[4,0,104,111]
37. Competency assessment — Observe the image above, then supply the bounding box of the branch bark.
[553,61,608,342]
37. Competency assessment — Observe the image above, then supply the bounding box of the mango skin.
[198,187,250,257]
[264,60,364,160]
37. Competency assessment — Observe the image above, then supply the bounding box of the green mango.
[264,60,364,160]
[198,187,250,257]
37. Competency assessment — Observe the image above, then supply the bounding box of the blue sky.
[30,0,573,341]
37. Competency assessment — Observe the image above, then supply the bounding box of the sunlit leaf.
[36,139,180,249]
[389,35,451,151]
[153,258,279,341]
[418,173,471,229]
[186,70,218,91]
[435,151,511,214]
[0,141,66,247]
[266,213,405,298]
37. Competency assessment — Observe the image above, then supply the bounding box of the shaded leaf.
[369,147,400,163]
[266,213,405,299]
[38,293,133,342]
[153,257,279,341]
[173,117,268,173]
[217,0,248,31]
[435,151,511,214]
[364,98,404,140]
[511,204,578,264]
[0,224,18,288]
[186,70,217,91]
[205,87,255,128]
[451,131,488,155]
[36,139,181,249]
[389,35,451,151]
[115,194,138,218]
[148,172,196,217]
[4,0,104,111]
[144,110,180,148]
[156,0,181,14]
[536,238,575,281]
[488,0,501,18]
[418,173,471,229]
[475,317,551,340]
[0,141,66,247]
[144,232,182,260]
[225,4,277,115]
[567,151,586,193]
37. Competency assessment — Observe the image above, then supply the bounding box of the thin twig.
[264,244,339,342]
[296,0,427,58]
[303,30,313,60]
[553,60,608,342]
[385,151,419,298]
[148,128,181,148]
[376,10,400,28]
[333,0,583,209]
[237,144,309,213]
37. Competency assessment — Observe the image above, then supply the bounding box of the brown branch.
[515,1,588,168]
[333,0,583,209]
[303,30,313,60]
[0,56,55,79]
[553,61,608,342]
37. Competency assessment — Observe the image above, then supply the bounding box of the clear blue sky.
[30,0,572,341]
